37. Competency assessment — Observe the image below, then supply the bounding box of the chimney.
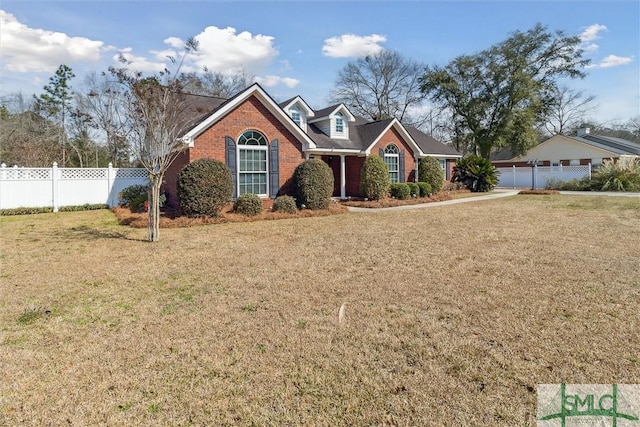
[576,128,590,137]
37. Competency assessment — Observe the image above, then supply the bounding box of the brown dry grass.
[1,195,639,426]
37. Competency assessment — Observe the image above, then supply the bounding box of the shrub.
[119,184,148,212]
[360,155,390,200]
[590,159,640,191]
[294,159,334,210]
[452,155,499,192]
[418,157,445,193]
[390,183,411,199]
[233,193,262,216]
[417,182,432,197]
[178,158,233,217]
[59,204,109,212]
[273,195,297,214]
[0,206,54,216]
[406,182,419,197]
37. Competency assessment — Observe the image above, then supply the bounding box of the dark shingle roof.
[405,126,462,156]
[581,134,640,156]
[181,93,229,132]
[312,104,342,119]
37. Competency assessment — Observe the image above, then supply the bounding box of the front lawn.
[1,195,638,425]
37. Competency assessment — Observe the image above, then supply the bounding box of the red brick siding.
[346,156,365,197]
[162,150,190,208]
[371,127,417,183]
[166,95,306,200]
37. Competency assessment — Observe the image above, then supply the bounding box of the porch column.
[340,155,346,199]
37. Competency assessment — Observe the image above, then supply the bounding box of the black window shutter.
[269,139,279,198]
[399,149,406,182]
[225,136,237,199]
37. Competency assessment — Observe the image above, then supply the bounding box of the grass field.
[1,195,639,426]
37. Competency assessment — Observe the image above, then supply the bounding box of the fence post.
[107,163,115,208]
[588,162,592,181]
[52,162,59,212]
[512,165,516,188]
[533,164,538,189]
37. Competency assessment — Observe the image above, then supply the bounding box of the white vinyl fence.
[496,164,591,189]
[0,163,148,211]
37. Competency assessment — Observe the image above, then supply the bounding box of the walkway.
[346,189,520,212]
[345,189,640,213]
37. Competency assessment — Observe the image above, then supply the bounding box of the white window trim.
[237,131,269,197]
[384,144,400,183]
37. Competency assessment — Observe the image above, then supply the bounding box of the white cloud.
[254,75,299,88]
[175,26,279,75]
[580,24,607,43]
[586,54,634,69]
[0,10,104,73]
[578,24,607,54]
[322,34,386,58]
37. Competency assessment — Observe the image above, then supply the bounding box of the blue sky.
[1,1,638,124]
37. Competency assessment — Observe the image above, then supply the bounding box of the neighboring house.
[492,128,640,168]
[164,84,461,205]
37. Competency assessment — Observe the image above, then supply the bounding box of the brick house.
[164,83,461,205]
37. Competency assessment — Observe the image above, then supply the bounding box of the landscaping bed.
[112,199,348,228]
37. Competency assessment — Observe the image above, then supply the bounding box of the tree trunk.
[148,175,162,242]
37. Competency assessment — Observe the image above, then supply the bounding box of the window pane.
[239,172,267,195]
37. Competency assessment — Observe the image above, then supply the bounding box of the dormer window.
[335,112,344,134]
[290,106,301,127]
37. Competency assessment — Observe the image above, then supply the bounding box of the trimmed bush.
[417,182,432,197]
[178,158,233,217]
[360,155,390,200]
[294,159,334,210]
[452,155,499,192]
[390,183,411,199]
[119,184,148,212]
[234,193,262,216]
[0,206,54,216]
[406,182,419,197]
[418,157,445,193]
[273,195,297,214]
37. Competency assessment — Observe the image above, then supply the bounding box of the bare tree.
[329,50,428,126]
[542,86,596,136]
[0,93,61,166]
[76,72,132,166]
[180,68,253,98]
[110,38,198,242]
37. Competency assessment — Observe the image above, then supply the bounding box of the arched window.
[335,112,344,134]
[238,130,268,196]
[384,144,399,183]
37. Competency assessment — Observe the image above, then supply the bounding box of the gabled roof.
[500,132,640,162]
[178,85,460,158]
[180,83,317,150]
[304,115,461,158]
[359,118,424,156]
[579,134,640,156]
[279,96,315,117]
[309,103,356,123]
